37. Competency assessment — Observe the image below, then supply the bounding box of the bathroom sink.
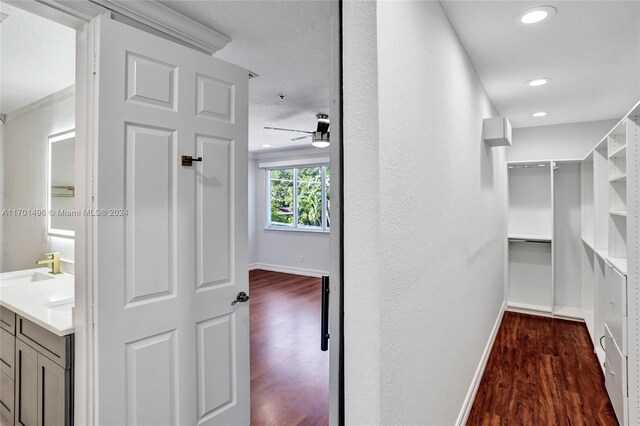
[45,298,74,314]
[1,271,55,288]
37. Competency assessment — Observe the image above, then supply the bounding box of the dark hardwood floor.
[468,312,617,425]
[249,269,329,426]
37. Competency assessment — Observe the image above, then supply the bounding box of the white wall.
[508,119,618,162]
[248,157,258,265]
[2,87,75,272]
[342,1,382,422]
[249,147,330,276]
[343,2,506,424]
[0,120,4,273]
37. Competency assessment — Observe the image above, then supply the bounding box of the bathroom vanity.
[0,269,74,426]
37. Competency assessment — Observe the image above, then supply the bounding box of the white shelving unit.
[554,162,583,317]
[581,153,595,246]
[577,102,640,426]
[505,159,585,319]
[581,152,596,341]
[506,161,554,314]
[504,100,640,425]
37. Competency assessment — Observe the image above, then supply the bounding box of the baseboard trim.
[456,300,507,426]
[249,263,329,278]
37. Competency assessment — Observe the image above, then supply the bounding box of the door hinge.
[91,304,96,325]
[92,54,97,75]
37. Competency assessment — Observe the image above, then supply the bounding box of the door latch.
[181,155,203,166]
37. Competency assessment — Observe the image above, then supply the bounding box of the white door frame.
[3,2,97,424]
[5,2,345,425]
[328,1,344,425]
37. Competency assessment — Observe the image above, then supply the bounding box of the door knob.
[231,291,249,306]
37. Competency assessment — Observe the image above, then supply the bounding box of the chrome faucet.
[36,252,61,275]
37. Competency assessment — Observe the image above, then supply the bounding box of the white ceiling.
[0,2,75,115]
[161,0,331,152]
[5,1,630,143]
[441,1,640,128]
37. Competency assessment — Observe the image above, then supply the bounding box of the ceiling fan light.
[312,141,330,148]
[311,131,330,148]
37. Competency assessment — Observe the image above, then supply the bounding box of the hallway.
[249,270,329,425]
[468,312,617,424]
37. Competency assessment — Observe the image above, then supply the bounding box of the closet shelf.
[607,257,627,276]
[609,210,627,217]
[609,174,627,183]
[507,233,552,242]
[595,249,609,261]
[608,145,627,158]
[581,237,595,251]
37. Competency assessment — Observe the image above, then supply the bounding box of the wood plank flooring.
[468,312,617,425]
[250,269,329,426]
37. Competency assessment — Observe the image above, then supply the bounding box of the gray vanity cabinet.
[37,356,67,426]
[1,312,72,426]
[14,340,37,426]
[0,306,16,426]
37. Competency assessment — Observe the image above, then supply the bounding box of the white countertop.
[0,268,74,336]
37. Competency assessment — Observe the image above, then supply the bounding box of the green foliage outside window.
[270,169,294,226]
[269,165,330,230]
[297,167,322,227]
[326,167,330,228]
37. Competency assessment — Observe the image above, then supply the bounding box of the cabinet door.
[604,262,627,353]
[37,355,68,426]
[0,372,14,426]
[0,329,15,378]
[14,341,37,426]
[605,325,628,425]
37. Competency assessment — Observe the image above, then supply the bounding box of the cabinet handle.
[41,365,46,422]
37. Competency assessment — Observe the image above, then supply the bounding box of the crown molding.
[89,0,231,53]
[9,0,230,53]
[3,0,104,28]
[43,0,107,21]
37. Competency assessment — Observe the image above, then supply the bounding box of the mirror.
[48,130,75,237]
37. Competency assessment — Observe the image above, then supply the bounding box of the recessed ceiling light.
[526,78,551,87]
[532,112,548,117]
[517,6,556,24]
[261,144,271,148]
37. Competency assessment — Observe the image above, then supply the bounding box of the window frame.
[266,163,330,233]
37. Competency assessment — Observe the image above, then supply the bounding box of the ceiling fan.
[264,113,330,147]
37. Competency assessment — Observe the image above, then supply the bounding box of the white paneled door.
[94,16,249,425]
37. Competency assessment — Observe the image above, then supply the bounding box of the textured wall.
[0,121,4,272]
[509,119,618,161]
[343,1,506,424]
[343,0,382,423]
[2,88,75,271]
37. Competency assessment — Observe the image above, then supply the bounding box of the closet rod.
[507,164,550,169]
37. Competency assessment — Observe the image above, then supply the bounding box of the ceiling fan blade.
[290,135,312,142]
[264,126,314,134]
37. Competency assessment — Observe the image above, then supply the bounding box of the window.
[268,165,330,231]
